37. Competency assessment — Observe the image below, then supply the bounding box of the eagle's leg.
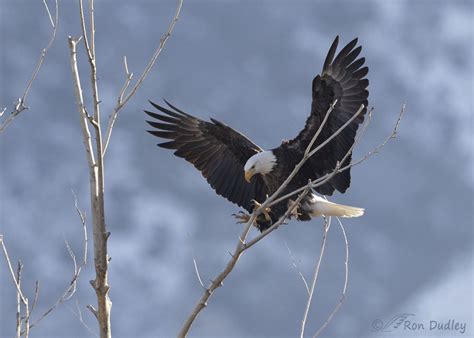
[251,199,272,223]
[232,211,251,224]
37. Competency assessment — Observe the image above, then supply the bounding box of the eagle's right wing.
[146,100,268,212]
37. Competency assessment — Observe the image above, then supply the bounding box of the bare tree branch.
[179,184,313,336]
[21,193,88,334]
[313,216,349,338]
[68,36,97,168]
[178,101,344,337]
[179,100,361,336]
[0,238,29,338]
[0,0,58,134]
[179,103,406,336]
[103,0,185,154]
[117,56,133,108]
[301,216,331,338]
[30,281,40,317]
[0,236,27,306]
[70,2,185,336]
[2,192,88,337]
[16,262,23,338]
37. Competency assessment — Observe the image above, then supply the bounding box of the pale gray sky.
[1,1,473,337]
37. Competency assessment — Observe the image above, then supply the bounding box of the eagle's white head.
[243,151,277,183]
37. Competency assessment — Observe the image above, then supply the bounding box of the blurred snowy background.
[1,0,473,337]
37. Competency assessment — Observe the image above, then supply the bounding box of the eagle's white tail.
[308,195,364,218]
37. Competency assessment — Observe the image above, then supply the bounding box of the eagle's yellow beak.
[244,170,254,183]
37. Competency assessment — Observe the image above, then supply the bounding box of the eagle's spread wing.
[288,36,369,195]
[145,100,268,212]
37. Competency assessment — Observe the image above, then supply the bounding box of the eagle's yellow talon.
[251,199,272,222]
[232,211,251,224]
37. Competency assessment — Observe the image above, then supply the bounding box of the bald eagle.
[146,36,368,231]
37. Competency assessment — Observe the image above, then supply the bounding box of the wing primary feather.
[211,160,232,193]
[195,145,220,163]
[201,151,223,177]
[144,110,179,124]
[146,121,177,131]
[331,38,358,68]
[148,130,176,139]
[157,140,179,149]
[322,35,339,72]
[148,100,186,119]
[346,57,365,73]
[341,46,362,69]
[163,99,194,117]
[352,66,369,79]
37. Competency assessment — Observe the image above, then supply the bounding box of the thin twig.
[346,104,405,168]
[79,0,93,61]
[0,0,58,133]
[285,242,310,296]
[73,190,89,266]
[63,300,99,337]
[304,100,338,157]
[0,236,27,304]
[22,193,88,334]
[24,278,31,338]
[313,217,349,338]
[193,258,205,289]
[68,36,96,168]
[42,0,55,28]
[87,304,99,320]
[259,100,341,213]
[244,184,312,250]
[300,217,331,338]
[307,104,365,159]
[1,237,30,337]
[118,56,133,106]
[30,281,40,316]
[16,262,23,338]
[77,301,99,337]
[103,0,185,154]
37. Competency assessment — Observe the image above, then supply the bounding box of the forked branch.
[312,216,349,337]
[102,0,184,153]
[1,194,88,337]
[301,216,331,338]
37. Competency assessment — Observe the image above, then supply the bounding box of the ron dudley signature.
[371,313,468,334]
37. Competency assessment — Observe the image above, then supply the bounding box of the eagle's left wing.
[145,100,268,212]
[286,36,369,195]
